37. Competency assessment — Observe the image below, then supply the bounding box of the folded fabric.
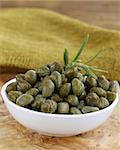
[0,8,120,81]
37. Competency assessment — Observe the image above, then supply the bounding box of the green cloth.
[0,8,120,80]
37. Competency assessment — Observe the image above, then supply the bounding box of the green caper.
[76,72,84,82]
[16,94,34,106]
[66,67,78,80]
[8,91,22,103]
[25,70,37,85]
[41,100,57,113]
[6,82,17,93]
[70,107,82,114]
[90,87,106,97]
[86,92,100,107]
[77,100,85,110]
[26,88,39,96]
[79,90,86,100]
[97,97,109,109]
[17,79,32,92]
[82,106,99,114]
[31,95,46,110]
[50,62,62,73]
[16,74,25,81]
[51,94,63,102]
[50,71,62,89]
[65,95,79,106]
[85,76,97,87]
[42,79,55,97]
[57,102,69,114]
[107,91,116,102]
[36,66,50,77]
[72,78,84,96]
[59,83,71,97]
[98,75,109,90]
[109,81,118,92]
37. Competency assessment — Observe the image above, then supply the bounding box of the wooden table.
[0,1,120,150]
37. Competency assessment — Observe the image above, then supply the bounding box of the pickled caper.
[98,75,109,90]
[72,78,84,96]
[57,102,69,114]
[65,95,79,106]
[70,107,82,114]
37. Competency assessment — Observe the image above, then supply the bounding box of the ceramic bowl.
[1,79,119,137]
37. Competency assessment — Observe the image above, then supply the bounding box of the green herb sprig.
[63,35,107,79]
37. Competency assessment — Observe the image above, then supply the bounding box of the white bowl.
[1,79,119,137]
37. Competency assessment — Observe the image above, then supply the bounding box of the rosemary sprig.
[64,48,69,67]
[72,34,89,63]
[84,48,104,64]
[64,35,89,71]
[63,35,107,78]
[77,63,98,79]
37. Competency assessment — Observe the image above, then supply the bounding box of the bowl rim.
[1,78,119,118]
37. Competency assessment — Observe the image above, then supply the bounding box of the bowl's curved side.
[1,79,119,137]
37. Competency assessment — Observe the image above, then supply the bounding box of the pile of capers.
[6,62,118,115]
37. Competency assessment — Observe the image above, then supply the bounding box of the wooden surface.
[0,76,120,150]
[0,1,120,30]
[0,1,120,150]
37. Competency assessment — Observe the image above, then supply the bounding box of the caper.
[86,92,100,107]
[8,91,22,103]
[97,97,109,109]
[107,91,116,102]
[17,79,32,92]
[90,87,106,97]
[50,62,62,73]
[76,72,84,82]
[109,81,119,92]
[31,95,46,110]
[98,75,109,90]
[66,67,78,80]
[59,83,71,97]
[36,66,50,77]
[85,76,97,87]
[16,94,34,106]
[25,70,37,85]
[42,79,55,97]
[51,94,63,102]
[41,100,57,113]
[65,95,79,106]
[57,102,69,114]
[26,88,39,96]
[6,82,17,93]
[70,107,82,114]
[50,71,62,89]
[16,74,25,81]
[82,106,99,114]
[72,78,84,96]
[79,90,86,100]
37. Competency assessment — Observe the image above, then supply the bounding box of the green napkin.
[0,8,120,80]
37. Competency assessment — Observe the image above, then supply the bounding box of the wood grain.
[0,74,120,150]
[0,1,120,150]
[0,1,120,30]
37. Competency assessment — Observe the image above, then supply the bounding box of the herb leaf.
[89,66,108,73]
[72,34,89,63]
[84,48,104,64]
[63,35,107,78]
[64,48,69,67]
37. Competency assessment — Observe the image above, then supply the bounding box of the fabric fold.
[0,8,120,80]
